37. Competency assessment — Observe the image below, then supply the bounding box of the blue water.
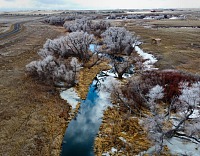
[61,81,106,156]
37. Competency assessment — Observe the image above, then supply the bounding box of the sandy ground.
[0,18,69,156]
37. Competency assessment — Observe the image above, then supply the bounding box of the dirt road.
[0,19,69,156]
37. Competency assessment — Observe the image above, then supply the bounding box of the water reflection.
[61,80,111,156]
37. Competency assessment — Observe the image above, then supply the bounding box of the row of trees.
[26,31,95,86]
[64,17,111,38]
[28,15,138,84]
[44,16,66,26]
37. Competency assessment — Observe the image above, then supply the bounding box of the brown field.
[120,19,200,75]
[0,17,69,156]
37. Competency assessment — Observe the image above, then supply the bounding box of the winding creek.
[60,45,157,156]
[60,76,116,156]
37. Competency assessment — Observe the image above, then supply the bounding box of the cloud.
[0,0,34,10]
[72,0,200,9]
[35,0,66,5]
[0,0,82,11]
[34,0,83,10]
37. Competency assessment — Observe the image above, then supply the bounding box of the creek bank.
[94,45,158,155]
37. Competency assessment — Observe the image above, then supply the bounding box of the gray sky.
[1,0,200,11]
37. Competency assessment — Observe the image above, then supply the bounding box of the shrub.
[141,70,199,102]
[44,16,66,26]
[101,27,136,55]
[26,56,81,87]
[38,32,95,63]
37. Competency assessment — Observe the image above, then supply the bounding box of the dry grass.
[94,107,151,156]
[122,19,200,75]
[0,20,69,156]
[76,61,110,100]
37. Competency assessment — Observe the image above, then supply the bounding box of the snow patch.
[166,137,200,156]
[60,88,81,109]
[89,44,96,52]
[119,137,127,143]
[111,147,118,153]
[102,147,118,156]
[189,109,200,119]
[134,46,158,70]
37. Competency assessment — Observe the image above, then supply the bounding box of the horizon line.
[1,7,200,12]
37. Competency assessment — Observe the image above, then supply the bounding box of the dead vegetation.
[76,61,110,99]
[95,107,151,155]
[121,19,200,74]
[0,19,69,156]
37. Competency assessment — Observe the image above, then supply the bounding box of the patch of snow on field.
[165,137,200,156]
[119,137,127,143]
[189,109,200,118]
[60,88,81,109]
[137,137,200,156]
[111,147,118,153]
[135,46,158,70]
[102,152,110,156]
[102,147,118,156]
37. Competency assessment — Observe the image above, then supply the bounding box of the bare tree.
[111,56,133,79]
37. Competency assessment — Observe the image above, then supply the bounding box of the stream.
[60,77,114,156]
[60,45,157,156]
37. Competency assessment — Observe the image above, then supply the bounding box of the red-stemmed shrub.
[141,70,199,103]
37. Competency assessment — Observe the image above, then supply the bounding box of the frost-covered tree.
[114,70,200,154]
[64,31,95,63]
[63,17,92,32]
[101,27,136,55]
[89,20,111,37]
[44,16,66,26]
[64,18,110,37]
[38,38,69,59]
[143,81,200,154]
[38,31,95,64]
[109,13,116,19]
[26,56,81,87]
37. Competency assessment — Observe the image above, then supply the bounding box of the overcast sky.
[1,0,200,11]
